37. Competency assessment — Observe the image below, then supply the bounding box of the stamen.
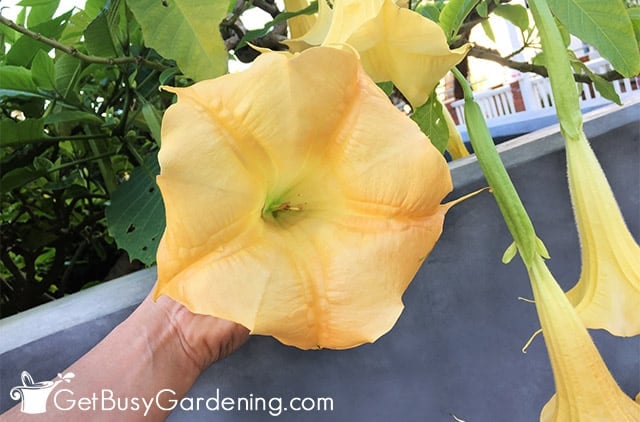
[522,328,543,354]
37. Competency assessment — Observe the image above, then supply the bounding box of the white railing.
[449,57,640,125]
[452,85,516,124]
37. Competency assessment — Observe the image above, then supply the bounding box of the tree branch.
[0,14,168,72]
[468,45,626,84]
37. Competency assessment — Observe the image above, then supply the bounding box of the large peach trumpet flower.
[565,134,640,337]
[154,47,453,350]
[528,256,640,421]
[286,0,469,108]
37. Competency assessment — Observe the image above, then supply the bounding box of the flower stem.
[527,0,582,142]
[451,67,542,267]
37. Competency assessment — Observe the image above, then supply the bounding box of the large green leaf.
[54,54,83,100]
[44,110,103,125]
[415,2,440,23]
[493,4,530,32]
[0,66,38,92]
[127,0,228,81]
[23,0,60,27]
[0,118,45,147]
[411,93,449,154]
[629,7,640,42]
[140,99,163,145]
[106,152,165,265]
[31,50,56,91]
[548,0,640,77]
[84,13,118,57]
[58,9,93,46]
[84,0,124,57]
[6,12,72,67]
[439,0,480,41]
[568,53,622,105]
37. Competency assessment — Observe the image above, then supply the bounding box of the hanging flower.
[527,257,640,421]
[154,47,453,350]
[443,106,470,159]
[564,134,640,337]
[283,0,317,39]
[286,0,470,108]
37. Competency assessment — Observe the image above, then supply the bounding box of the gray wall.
[1,101,638,421]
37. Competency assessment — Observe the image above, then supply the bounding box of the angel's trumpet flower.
[565,134,640,337]
[443,106,470,159]
[153,47,454,350]
[528,257,640,421]
[286,0,469,108]
[283,0,317,39]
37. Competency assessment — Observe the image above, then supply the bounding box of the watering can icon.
[9,371,75,414]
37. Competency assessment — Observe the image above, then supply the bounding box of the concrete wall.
[1,99,638,421]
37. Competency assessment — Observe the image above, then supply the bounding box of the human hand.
[151,292,250,371]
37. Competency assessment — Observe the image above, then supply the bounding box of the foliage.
[1,0,639,317]
[0,0,176,316]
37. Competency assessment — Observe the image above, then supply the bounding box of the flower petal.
[349,0,470,107]
[154,47,452,349]
[528,257,640,421]
[283,0,317,39]
[565,134,640,336]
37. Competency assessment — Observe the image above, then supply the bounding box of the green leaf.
[376,81,394,96]
[106,152,165,265]
[0,89,48,100]
[25,0,60,27]
[6,11,72,67]
[85,0,106,19]
[439,0,480,41]
[501,241,517,264]
[84,12,118,57]
[128,0,229,81]
[411,93,449,154]
[17,0,57,5]
[477,0,489,18]
[588,73,621,105]
[569,56,622,105]
[0,118,45,147]
[493,4,530,32]
[140,100,163,145]
[0,20,19,44]
[480,18,495,42]
[415,2,440,22]
[44,110,104,125]
[0,66,38,92]
[54,54,83,100]
[238,2,319,48]
[31,50,56,91]
[548,0,640,77]
[33,155,54,171]
[628,7,640,42]
[0,167,46,192]
[58,10,93,46]
[158,66,181,85]
[84,0,124,57]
